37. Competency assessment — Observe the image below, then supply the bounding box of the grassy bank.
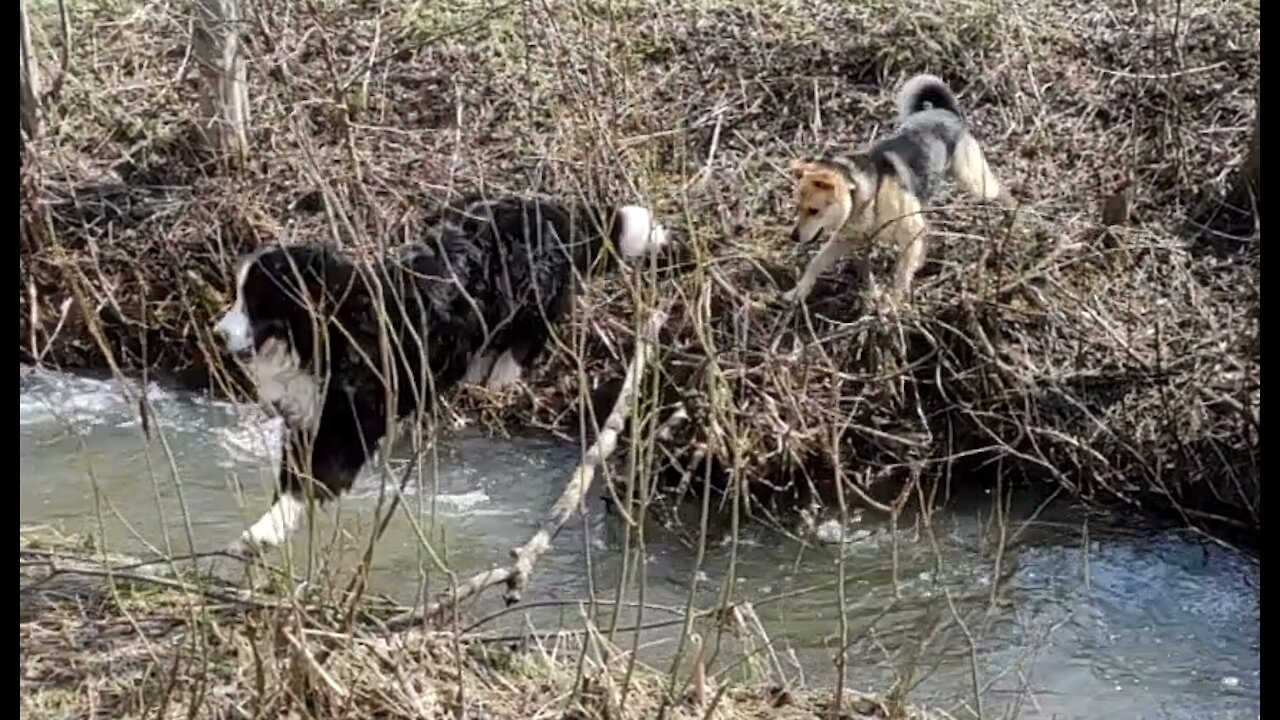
[20,527,948,719]
[18,0,1259,539]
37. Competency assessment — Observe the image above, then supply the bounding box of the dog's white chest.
[249,339,322,431]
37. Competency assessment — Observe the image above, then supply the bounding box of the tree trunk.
[192,0,249,165]
[1240,102,1259,206]
[20,0,44,141]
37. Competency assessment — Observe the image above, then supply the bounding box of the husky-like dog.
[782,74,1013,306]
[213,196,669,552]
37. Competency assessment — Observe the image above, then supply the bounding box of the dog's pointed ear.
[788,160,811,179]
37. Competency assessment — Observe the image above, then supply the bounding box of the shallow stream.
[19,367,1259,719]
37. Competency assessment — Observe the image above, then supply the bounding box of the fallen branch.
[19,547,286,610]
[388,307,669,630]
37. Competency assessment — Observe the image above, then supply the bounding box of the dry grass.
[20,526,950,720]
[18,0,1260,545]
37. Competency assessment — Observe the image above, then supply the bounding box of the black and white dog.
[213,196,669,551]
[442,196,670,390]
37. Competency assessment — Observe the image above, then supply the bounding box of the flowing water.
[19,367,1260,719]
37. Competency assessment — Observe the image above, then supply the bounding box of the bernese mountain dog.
[213,195,670,551]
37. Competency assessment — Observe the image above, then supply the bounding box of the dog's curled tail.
[896,73,963,123]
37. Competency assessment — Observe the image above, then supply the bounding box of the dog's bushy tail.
[896,74,963,123]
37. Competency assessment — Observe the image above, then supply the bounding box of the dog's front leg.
[234,425,357,555]
[232,432,312,554]
[783,236,850,304]
[848,253,878,295]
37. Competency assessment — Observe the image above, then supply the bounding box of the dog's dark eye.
[805,208,819,217]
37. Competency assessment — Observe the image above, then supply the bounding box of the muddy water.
[19,367,1259,719]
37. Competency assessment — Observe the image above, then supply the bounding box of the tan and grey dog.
[782,73,1013,307]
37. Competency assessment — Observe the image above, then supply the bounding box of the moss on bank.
[18,0,1259,539]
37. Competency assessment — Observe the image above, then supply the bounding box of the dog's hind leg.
[953,134,1012,206]
[485,349,525,389]
[464,349,499,385]
[484,328,551,390]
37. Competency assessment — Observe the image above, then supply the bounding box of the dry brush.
[18,0,1260,541]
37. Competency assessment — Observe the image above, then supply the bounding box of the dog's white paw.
[234,495,305,554]
[226,531,270,558]
[485,349,525,390]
